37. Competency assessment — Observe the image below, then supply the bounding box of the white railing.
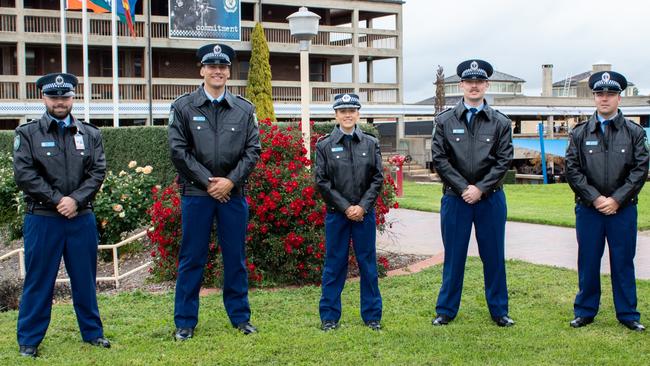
[0,230,151,289]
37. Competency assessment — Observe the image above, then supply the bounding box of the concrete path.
[377,209,650,279]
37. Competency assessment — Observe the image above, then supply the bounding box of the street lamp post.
[287,7,320,160]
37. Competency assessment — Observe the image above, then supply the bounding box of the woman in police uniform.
[314,93,384,331]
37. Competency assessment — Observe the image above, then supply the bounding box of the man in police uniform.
[168,43,261,340]
[431,60,514,327]
[13,73,109,357]
[315,93,384,331]
[565,71,648,331]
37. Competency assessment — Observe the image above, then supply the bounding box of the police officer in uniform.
[168,44,261,340]
[315,93,384,331]
[565,71,648,331]
[431,60,515,327]
[13,73,109,357]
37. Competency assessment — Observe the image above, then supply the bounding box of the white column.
[300,41,311,160]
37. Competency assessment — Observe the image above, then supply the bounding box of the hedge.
[0,122,379,186]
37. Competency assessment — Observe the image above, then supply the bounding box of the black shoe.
[365,320,381,331]
[174,327,194,341]
[86,337,111,348]
[321,320,339,331]
[235,321,258,335]
[19,345,38,358]
[570,316,594,328]
[432,314,452,326]
[492,315,515,327]
[619,320,646,332]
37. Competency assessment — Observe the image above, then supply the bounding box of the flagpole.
[60,0,66,73]
[82,0,90,123]
[111,0,119,127]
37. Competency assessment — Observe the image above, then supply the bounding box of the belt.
[443,185,503,198]
[30,208,92,217]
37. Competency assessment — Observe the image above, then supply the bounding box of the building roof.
[443,70,525,83]
[553,70,636,87]
[414,96,462,106]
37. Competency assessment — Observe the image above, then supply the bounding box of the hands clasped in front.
[345,205,366,222]
[593,195,619,215]
[207,177,234,203]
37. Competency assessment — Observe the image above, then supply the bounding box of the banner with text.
[169,0,241,40]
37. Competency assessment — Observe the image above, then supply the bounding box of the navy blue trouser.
[319,208,382,323]
[436,190,509,319]
[174,195,251,328]
[17,213,103,347]
[574,203,640,322]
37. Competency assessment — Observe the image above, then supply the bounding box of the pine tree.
[435,65,445,115]
[246,23,276,121]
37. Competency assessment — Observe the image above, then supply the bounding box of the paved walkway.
[377,209,650,279]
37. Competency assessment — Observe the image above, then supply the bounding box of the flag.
[116,0,138,37]
[66,0,139,37]
[66,0,109,13]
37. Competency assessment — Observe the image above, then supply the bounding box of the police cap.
[589,71,627,93]
[457,59,493,80]
[36,72,78,97]
[197,43,235,65]
[333,93,361,110]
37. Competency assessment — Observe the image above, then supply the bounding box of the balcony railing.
[0,14,16,32]
[21,78,398,104]
[24,15,144,37]
[0,82,18,99]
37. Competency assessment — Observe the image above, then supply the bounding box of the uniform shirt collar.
[203,86,226,103]
[590,110,623,133]
[46,112,71,126]
[332,125,362,143]
[193,85,233,108]
[41,113,86,135]
[454,99,492,121]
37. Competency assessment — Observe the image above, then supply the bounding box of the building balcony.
[0,9,399,56]
[1,75,398,104]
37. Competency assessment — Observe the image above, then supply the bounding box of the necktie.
[601,120,610,134]
[57,120,66,135]
[467,108,478,126]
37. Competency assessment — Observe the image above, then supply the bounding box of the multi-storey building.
[0,0,404,128]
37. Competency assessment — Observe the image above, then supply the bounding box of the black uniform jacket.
[13,114,106,213]
[565,110,649,207]
[315,126,383,214]
[168,87,261,196]
[431,101,513,196]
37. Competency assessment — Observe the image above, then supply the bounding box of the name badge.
[193,116,206,122]
[585,141,598,146]
[452,129,465,134]
[74,134,85,150]
[331,147,344,152]
[41,141,56,148]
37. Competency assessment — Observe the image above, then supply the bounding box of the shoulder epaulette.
[236,95,253,106]
[495,110,510,120]
[436,107,453,116]
[317,133,330,143]
[16,119,37,130]
[81,121,100,130]
[171,92,191,106]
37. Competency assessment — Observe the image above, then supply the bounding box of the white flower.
[118,212,126,218]
[135,167,144,173]
[128,161,137,169]
[118,170,127,177]
[112,204,123,212]
[143,165,153,175]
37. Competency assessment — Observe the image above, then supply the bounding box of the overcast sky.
[400,0,649,103]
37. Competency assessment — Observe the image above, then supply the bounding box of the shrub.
[0,278,22,312]
[0,152,23,240]
[94,161,157,247]
[147,120,397,286]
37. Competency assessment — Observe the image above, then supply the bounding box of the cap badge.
[55,75,64,86]
[213,45,222,54]
[602,72,610,82]
[342,94,352,102]
[470,61,479,70]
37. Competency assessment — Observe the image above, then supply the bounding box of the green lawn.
[1,259,648,365]
[398,181,650,229]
